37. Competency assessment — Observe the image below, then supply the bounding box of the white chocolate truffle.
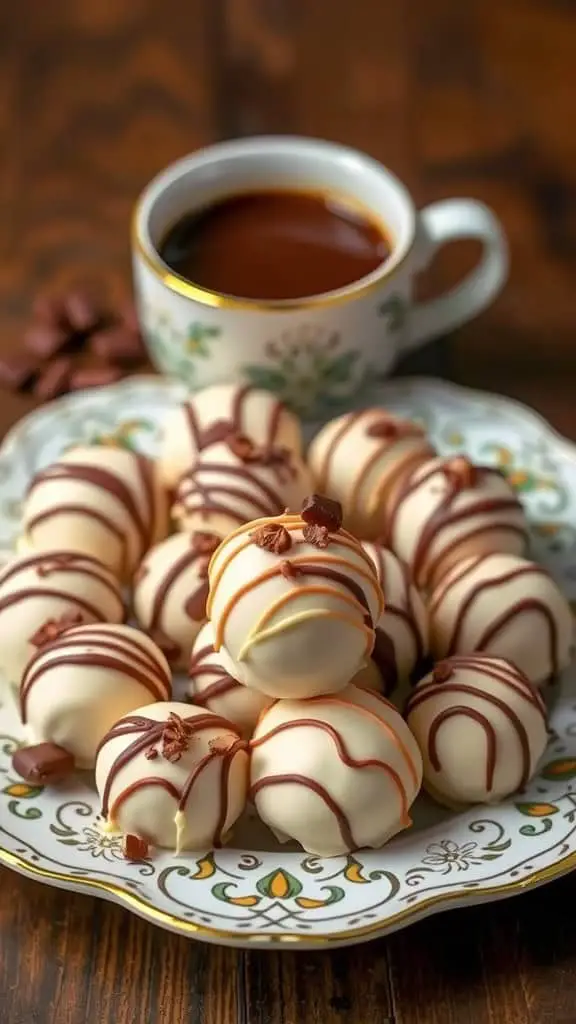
[250,684,422,856]
[22,445,169,580]
[95,701,249,852]
[0,550,124,693]
[208,507,384,699]
[172,437,312,537]
[20,623,172,768]
[361,542,429,694]
[187,622,272,739]
[133,531,221,668]
[308,408,435,539]
[428,553,574,686]
[385,455,528,589]
[351,658,384,694]
[405,655,548,807]
[159,384,302,489]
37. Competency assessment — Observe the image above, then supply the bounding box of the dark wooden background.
[1,1,576,1021]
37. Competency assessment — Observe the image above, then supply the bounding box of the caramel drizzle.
[145,548,210,663]
[100,712,246,846]
[434,560,561,675]
[26,456,157,570]
[207,515,382,620]
[20,627,171,721]
[384,463,527,585]
[213,556,378,657]
[177,460,288,523]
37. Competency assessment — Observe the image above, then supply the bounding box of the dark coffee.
[158,189,390,301]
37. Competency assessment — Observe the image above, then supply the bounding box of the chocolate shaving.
[442,456,478,490]
[302,523,330,548]
[366,415,423,441]
[209,734,238,754]
[161,712,195,762]
[29,611,84,648]
[280,559,303,580]
[301,494,343,532]
[251,522,292,554]
[122,833,149,860]
[191,531,221,556]
[433,661,454,684]
[144,746,159,761]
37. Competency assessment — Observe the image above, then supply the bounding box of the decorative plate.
[1,374,576,950]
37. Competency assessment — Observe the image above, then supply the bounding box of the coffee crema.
[158,189,391,302]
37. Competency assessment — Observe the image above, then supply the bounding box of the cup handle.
[402,198,508,354]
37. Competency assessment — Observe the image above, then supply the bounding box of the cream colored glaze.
[362,541,429,685]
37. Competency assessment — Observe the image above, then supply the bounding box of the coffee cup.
[132,135,507,418]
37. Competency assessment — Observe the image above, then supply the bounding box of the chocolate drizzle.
[183,385,285,456]
[188,644,240,705]
[20,626,172,721]
[384,460,527,586]
[434,559,562,676]
[99,710,246,846]
[406,656,546,795]
[367,545,426,690]
[25,455,159,573]
[176,452,293,525]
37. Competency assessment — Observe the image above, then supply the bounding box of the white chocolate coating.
[428,553,574,686]
[158,384,302,489]
[208,512,384,698]
[187,622,272,739]
[22,445,169,579]
[250,684,422,855]
[362,542,429,693]
[133,531,219,668]
[308,408,435,539]
[172,439,312,537]
[20,623,172,769]
[385,456,528,589]
[0,550,124,692]
[406,655,548,807]
[95,701,248,852]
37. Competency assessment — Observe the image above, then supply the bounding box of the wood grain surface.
[1,1,575,1022]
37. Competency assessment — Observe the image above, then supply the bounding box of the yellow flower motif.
[268,871,290,898]
[344,859,370,884]
[295,896,327,909]
[3,782,42,798]
[227,895,260,907]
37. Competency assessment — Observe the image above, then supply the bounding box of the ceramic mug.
[132,136,507,417]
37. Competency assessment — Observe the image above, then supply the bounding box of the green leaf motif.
[378,295,407,331]
[515,802,559,817]
[541,759,576,781]
[256,869,303,900]
[320,350,360,384]
[243,366,289,394]
[8,801,42,820]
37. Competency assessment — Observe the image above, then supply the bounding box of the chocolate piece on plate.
[12,742,75,784]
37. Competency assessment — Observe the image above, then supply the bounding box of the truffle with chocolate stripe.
[187,621,272,738]
[405,655,548,807]
[0,549,124,696]
[308,408,435,539]
[21,445,168,579]
[20,623,171,768]
[384,455,529,589]
[95,701,248,852]
[249,684,422,856]
[158,383,302,489]
[133,530,221,668]
[428,553,574,686]
[207,501,384,698]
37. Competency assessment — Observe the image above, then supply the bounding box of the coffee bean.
[33,356,73,401]
[24,323,69,359]
[64,290,101,332]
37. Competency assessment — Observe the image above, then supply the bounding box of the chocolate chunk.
[302,522,330,548]
[89,326,145,364]
[433,661,454,684]
[251,522,292,554]
[69,366,123,391]
[301,494,343,532]
[12,742,75,784]
[30,611,83,648]
[64,289,102,332]
[280,559,302,580]
[0,353,39,392]
[24,323,69,360]
[33,356,73,401]
[443,456,478,490]
[191,531,221,555]
[366,416,423,441]
[122,833,149,860]
[228,433,258,462]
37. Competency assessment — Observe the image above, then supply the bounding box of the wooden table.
[1,2,575,1021]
